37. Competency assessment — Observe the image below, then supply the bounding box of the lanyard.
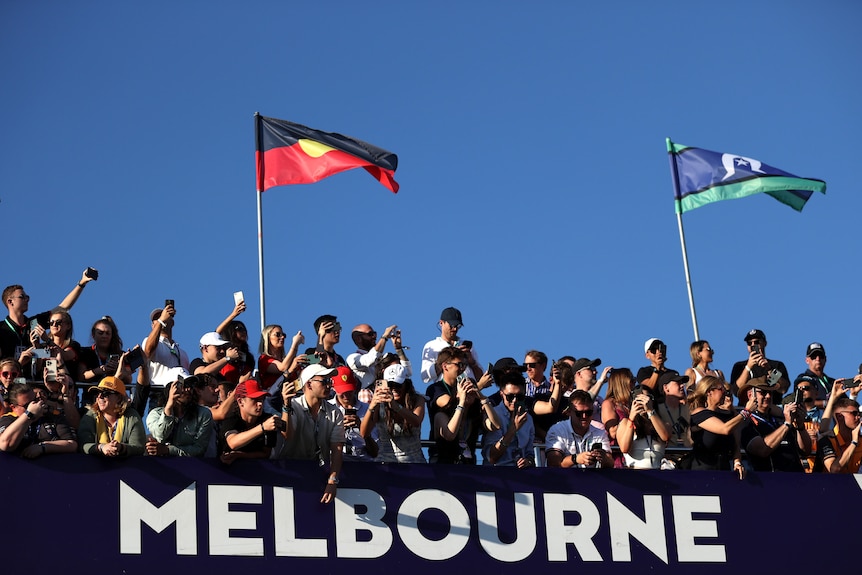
[4,318,26,345]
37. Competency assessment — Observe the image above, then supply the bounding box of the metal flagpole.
[667,138,699,341]
[255,113,266,334]
[675,212,699,341]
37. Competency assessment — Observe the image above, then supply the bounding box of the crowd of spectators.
[2,272,861,503]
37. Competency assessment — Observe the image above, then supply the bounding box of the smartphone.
[590,442,603,452]
[767,368,781,386]
[45,358,58,382]
[344,407,357,416]
[165,299,174,308]
[108,354,120,364]
[85,267,99,280]
[461,340,473,350]
[456,373,467,385]
[794,387,805,405]
[233,291,244,306]
[32,348,51,359]
[306,354,321,365]
[30,318,41,331]
[290,379,303,393]
[125,347,145,371]
[751,344,762,356]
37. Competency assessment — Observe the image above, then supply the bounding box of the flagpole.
[255,113,267,334]
[667,138,699,341]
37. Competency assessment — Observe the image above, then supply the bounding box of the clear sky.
[2,1,860,395]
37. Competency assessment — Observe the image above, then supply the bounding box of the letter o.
[396,489,470,560]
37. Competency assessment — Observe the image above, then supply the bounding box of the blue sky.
[2,1,860,394]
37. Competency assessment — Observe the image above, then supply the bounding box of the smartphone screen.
[233,291,244,305]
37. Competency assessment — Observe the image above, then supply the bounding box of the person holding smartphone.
[545,390,613,468]
[729,329,790,403]
[481,373,535,468]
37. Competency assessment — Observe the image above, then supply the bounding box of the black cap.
[744,329,766,343]
[657,370,689,387]
[493,357,526,373]
[571,357,601,372]
[440,307,463,327]
[806,342,826,358]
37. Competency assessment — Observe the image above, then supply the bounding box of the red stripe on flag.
[258,143,398,193]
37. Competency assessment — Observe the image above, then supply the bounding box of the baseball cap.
[493,357,526,373]
[87,376,127,397]
[744,329,766,343]
[332,366,358,394]
[235,379,269,399]
[440,307,463,327]
[644,338,666,353]
[300,364,338,385]
[200,332,229,347]
[658,370,689,387]
[571,357,601,372]
[806,342,826,357]
[383,363,408,384]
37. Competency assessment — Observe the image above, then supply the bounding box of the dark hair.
[437,346,465,365]
[568,389,592,407]
[497,372,525,389]
[91,316,123,354]
[313,314,337,333]
[524,350,548,365]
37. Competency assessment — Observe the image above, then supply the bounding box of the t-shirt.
[545,419,611,468]
[740,410,804,472]
[219,412,278,456]
[690,409,736,470]
[0,411,76,455]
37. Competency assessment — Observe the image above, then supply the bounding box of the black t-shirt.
[218,412,277,455]
[730,359,790,397]
[0,411,76,455]
[740,410,804,472]
[690,409,736,470]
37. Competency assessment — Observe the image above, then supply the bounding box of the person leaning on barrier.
[275,364,344,504]
[482,372,535,468]
[219,379,279,464]
[329,365,377,462]
[657,371,692,465]
[687,375,755,478]
[35,351,81,429]
[739,374,811,472]
[360,364,425,463]
[815,389,862,473]
[0,381,77,458]
[145,371,213,457]
[617,383,670,469]
[79,376,145,458]
[546,390,613,469]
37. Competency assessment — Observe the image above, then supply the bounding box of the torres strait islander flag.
[667,138,825,214]
[255,114,399,193]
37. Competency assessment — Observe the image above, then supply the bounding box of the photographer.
[0,381,77,457]
[191,332,242,382]
[482,373,535,468]
[145,371,213,457]
[617,384,670,469]
[215,301,255,384]
[219,379,280,463]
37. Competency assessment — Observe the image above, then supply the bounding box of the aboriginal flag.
[667,138,825,214]
[255,114,399,193]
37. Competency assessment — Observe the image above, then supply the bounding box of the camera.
[273,416,286,432]
[85,267,99,280]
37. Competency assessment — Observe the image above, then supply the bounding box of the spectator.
[257,324,303,389]
[816,395,862,473]
[523,350,551,397]
[429,347,499,464]
[531,361,572,441]
[275,364,344,504]
[0,268,96,361]
[545,390,613,468]
[571,357,605,424]
[356,330,412,404]
[41,309,81,384]
[601,367,636,468]
[329,366,377,461]
[687,375,754,478]
[791,342,834,409]
[79,376,145,457]
[219,379,280,464]
[0,381,77,457]
[657,371,692,463]
[684,340,724,387]
[36,352,81,429]
[360,363,426,463]
[0,358,23,415]
[421,307,481,384]
[191,332,243,383]
[141,303,190,404]
[215,301,255,383]
[617,384,670,469]
[738,374,810,472]
[729,329,790,401]
[310,314,346,368]
[482,372,535,468]
[145,372,213,457]
[78,316,131,386]
[347,323,401,388]
[195,372,235,457]
[637,338,674,401]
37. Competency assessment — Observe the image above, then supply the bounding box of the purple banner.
[3,454,860,573]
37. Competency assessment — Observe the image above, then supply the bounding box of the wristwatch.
[328,477,339,485]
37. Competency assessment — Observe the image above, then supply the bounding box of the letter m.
[119,480,197,555]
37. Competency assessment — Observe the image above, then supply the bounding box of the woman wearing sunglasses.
[361,364,426,463]
[43,309,81,384]
[258,324,304,389]
[216,302,255,384]
[79,376,145,457]
[78,316,132,386]
[0,358,24,415]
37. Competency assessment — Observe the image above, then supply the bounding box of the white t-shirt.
[545,419,611,468]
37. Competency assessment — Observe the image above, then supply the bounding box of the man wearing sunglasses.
[275,364,345,504]
[545,390,613,468]
[0,268,97,362]
[482,373,535,468]
[637,338,675,402]
[816,395,862,473]
[790,342,856,410]
[421,307,482,384]
[729,329,790,402]
[0,381,77,457]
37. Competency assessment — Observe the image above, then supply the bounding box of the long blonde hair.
[688,375,722,409]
